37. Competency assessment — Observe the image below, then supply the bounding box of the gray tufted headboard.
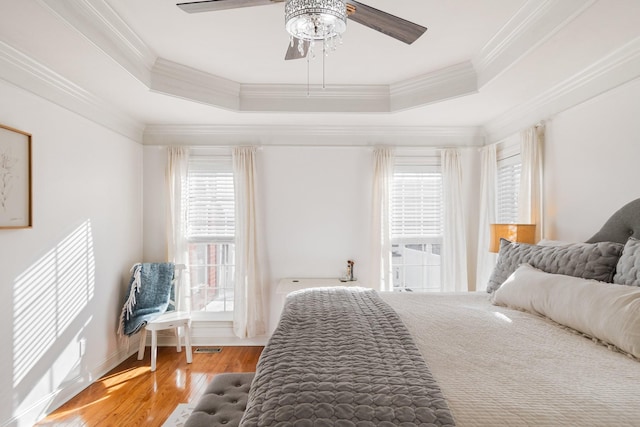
[586,198,640,244]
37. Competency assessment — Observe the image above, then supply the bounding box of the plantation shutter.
[391,165,443,241]
[186,155,235,243]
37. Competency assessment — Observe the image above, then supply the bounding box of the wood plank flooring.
[35,346,263,427]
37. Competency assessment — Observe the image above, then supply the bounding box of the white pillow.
[492,264,640,359]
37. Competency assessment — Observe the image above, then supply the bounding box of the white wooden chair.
[137,264,192,372]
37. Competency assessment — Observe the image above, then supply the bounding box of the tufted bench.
[184,372,255,427]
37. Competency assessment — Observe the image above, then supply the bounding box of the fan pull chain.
[307,50,310,97]
[323,40,326,90]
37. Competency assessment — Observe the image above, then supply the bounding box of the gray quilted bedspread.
[240,287,456,426]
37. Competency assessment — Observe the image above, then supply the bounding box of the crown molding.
[474,0,596,87]
[150,58,241,111]
[151,58,392,113]
[484,37,640,141]
[39,0,156,86]
[143,124,484,147]
[0,41,144,141]
[390,61,478,111]
[241,84,389,100]
[150,57,477,112]
[240,84,390,112]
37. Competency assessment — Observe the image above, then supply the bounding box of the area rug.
[162,402,196,427]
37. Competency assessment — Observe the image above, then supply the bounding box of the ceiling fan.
[176,0,427,60]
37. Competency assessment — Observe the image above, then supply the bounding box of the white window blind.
[496,154,521,224]
[390,161,443,292]
[186,156,235,243]
[391,165,443,241]
[184,154,235,317]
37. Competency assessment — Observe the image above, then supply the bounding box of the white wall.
[260,147,374,330]
[0,80,143,427]
[543,77,640,242]
[142,146,167,263]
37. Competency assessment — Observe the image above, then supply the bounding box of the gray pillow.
[487,239,624,293]
[613,237,640,286]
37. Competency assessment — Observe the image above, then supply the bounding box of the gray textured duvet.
[240,287,455,426]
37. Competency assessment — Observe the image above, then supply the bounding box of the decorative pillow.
[492,264,640,359]
[486,239,623,293]
[613,237,640,286]
[536,239,574,247]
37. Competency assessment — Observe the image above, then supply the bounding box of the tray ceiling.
[0,0,638,143]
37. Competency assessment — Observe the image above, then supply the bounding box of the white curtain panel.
[475,145,498,292]
[166,146,190,312]
[371,147,395,291]
[518,125,544,243]
[441,149,469,292]
[232,146,266,339]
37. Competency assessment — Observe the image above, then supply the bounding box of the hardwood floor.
[35,346,263,426]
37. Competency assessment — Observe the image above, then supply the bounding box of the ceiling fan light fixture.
[285,0,347,42]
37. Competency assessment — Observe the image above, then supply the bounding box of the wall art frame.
[0,124,32,229]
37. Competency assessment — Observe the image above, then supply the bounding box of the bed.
[240,199,640,426]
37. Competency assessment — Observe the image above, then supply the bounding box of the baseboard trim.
[7,327,267,426]
[152,337,268,347]
[148,321,269,348]
[5,341,139,427]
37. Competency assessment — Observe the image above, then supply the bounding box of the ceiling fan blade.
[285,38,310,60]
[177,0,283,14]
[345,0,427,44]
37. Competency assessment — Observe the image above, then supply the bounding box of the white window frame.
[391,154,443,292]
[184,151,235,321]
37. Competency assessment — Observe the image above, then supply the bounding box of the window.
[496,139,522,223]
[390,163,443,292]
[184,155,235,318]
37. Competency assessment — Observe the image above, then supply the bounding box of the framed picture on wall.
[0,124,32,229]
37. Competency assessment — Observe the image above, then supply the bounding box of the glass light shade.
[285,0,347,41]
[489,224,536,252]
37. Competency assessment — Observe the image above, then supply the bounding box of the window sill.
[190,311,234,322]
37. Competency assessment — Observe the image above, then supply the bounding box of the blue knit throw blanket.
[118,262,175,337]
